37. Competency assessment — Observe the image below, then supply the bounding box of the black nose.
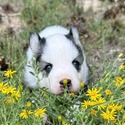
[59,79,72,88]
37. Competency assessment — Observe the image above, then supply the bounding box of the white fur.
[24,26,89,94]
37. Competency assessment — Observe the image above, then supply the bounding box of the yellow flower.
[19,109,33,119]
[114,104,122,111]
[69,92,74,97]
[107,103,122,112]
[62,121,70,125]
[115,76,125,87]
[119,63,125,70]
[58,115,62,121]
[34,108,46,118]
[81,100,90,109]
[0,82,8,92]
[94,97,106,110]
[5,86,16,94]
[1,86,9,95]
[89,101,96,106]
[105,89,112,95]
[86,88,102,101]
[26,101,32,107]
[107,103,115,110]
[4,69,16,78]
[101,108,116,123]
[63,78,68,86]
[11,91,20,100]
[123,114,125,120]
[91,109,97,116]
[80,82,84,88]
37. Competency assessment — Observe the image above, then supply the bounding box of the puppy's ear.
[67,26,81,46]
[29,33,46,56]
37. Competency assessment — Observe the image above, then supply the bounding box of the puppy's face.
[39,34,84,94]
[29,27,88,94]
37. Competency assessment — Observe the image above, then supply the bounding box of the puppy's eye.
[43,64,52,74]
[72,60,80,71]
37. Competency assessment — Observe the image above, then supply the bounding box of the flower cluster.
[0,82,20,103]
[0,52,125,125]
[19,108,46,119]
[101,103,123,123]
[80,55,125,124]
[19,109,33,119]
[81,87,106,110]
[81,79,125,124]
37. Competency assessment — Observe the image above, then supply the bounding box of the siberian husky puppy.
[24,26,89,94]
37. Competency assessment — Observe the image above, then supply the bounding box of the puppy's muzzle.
[59,78,72,90]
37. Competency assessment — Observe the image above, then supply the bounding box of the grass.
[0,0,125,125]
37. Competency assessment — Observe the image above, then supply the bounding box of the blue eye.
[72,60,80,71]
[43,64,52,74]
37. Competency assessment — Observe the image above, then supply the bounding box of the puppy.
[24,26,89,94]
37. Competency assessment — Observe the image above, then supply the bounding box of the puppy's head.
[29,27,88,94]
